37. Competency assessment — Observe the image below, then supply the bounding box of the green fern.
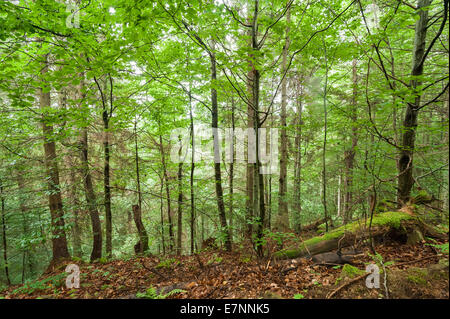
[136,286,186,299]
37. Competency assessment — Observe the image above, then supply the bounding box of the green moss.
[274,249,301,259]
[407,268,428,285]
[412,190,432,204]
[341,264,365,279]
[376,199,397,213]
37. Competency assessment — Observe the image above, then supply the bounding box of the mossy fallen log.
[273,211,441,260]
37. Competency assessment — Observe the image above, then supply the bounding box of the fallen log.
[273,211,446,260]
[311,252,357,266]
[300,217,331,232]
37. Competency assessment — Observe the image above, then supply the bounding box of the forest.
[0,0,448,300]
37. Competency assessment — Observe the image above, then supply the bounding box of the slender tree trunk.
[134,117,143,220]
[39,53,70,263]
[79,73,102,262]
[0,181,10,285]
[276,4,291,232]
[189,94,196,255]
[337,174,342,219]
[250,0,267,258]
[160,179,165,255]
[133,116,149,255]
[322,38,329,232]
[160,134,174,252]
[210,47,231,251]
[293,76,303,232]
[103,96,112,258]
[344,59,358,224]
[177,137,183,255]
[397,0,431,204]
[228,97,235,242]
[17,171,34,278]
[245,20,255,240]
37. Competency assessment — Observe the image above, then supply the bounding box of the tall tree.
[276,4,291,232]
[38,52,70,264]
[78,72,103,261]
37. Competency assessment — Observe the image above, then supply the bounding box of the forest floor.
[1,238,448,299]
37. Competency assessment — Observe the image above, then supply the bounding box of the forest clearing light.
[170,125,279,174]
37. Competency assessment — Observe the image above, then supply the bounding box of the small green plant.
[136,286,186,299]
[332,265,342,270]
[156,258,180,269]
[293,293,305,299]
[71,256,83,263]
[426,242,449,255]
[240,256,251,263]
[207,253,223,265]
[12,273,66,295]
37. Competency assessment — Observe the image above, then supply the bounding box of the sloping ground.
[1,238,448,299]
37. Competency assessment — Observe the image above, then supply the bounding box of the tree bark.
[177,137,183,255]
[250,0,267,258]
[210,46,232,251]
[78,73,102,262]
[0,181,11,285]
[160,178,166,255]
[245,20,255,240]
[228,97,235,242]
[343,59,358,224]
[17,170,35,278]
[103,78,113,258]
[38,53,70,264]
[160,134,175,252]
[189,93,196,255]
[132,205,148,254]
[322,38,329,233]
[276,4,291,232]
[293,74,303,232]
[397,0,431,204]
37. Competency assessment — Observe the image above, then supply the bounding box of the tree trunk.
[132,205,148,254]
[250,0,267,258]
[160,179,166,255]
[78,73,102,262]
[397,0,431,204]
[276,4,291,232]
[189,93,196,255]
[103,81,112,259]
[160,134,175,252]
[245,20,255,240]
[65,155,82,259]
[38,53,70,264]
[177,138,183,255]
[17,171,35,278]
[0,181,11,285]
[293,74,303,232]
[228,97,235,242]
[322,38,329,232]
[344,59,358,224]
[210,47,232,251]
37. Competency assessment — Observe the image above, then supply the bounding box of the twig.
[326,273,370,299]
[140,262,168,280]
[389,254,441,268]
